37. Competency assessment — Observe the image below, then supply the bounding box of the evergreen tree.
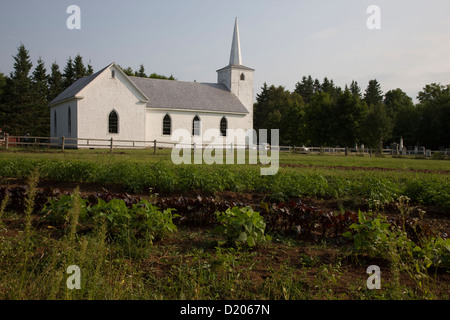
[121,66,135,76]
[349,80,362,99]
[294,75,315,104]
[0,72,7,128]
[48,62,64,101]
[136,64,147,77]
[63,57,75,89]
[313,79,321,93]
[86,61,94,76]
[32,57,49,100]
[73,54,87,80]
[0,72,6,98]
[332,89,366,147]
[31,58,50,136]
[2,44,34,135]
[364,79,383,106]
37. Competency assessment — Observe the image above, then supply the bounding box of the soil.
[1,177,449,299]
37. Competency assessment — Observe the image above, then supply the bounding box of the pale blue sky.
[1,0,449,102]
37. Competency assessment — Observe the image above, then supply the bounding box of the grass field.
[0,147,449,300]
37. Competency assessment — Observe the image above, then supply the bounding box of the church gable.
[78,64,148,106]
[49,63,148,108]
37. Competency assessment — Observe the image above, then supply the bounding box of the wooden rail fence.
[0,134,447,157]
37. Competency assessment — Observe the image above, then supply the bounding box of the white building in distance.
[49,18,255,148]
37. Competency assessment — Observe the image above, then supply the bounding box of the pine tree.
[2,44,34,135]
[136,64,147,78]
[73,54,87,80]
[48,62,64,101]
[31,58,50,136]
[0,72,7,129]
[294,75,315,104]
[32,57,49,100]
[364,79,383,106]
[121,66,135,76]
[0,72,6,98]
[63,57,75,89]
[86,61,94,76]
[349,80,361,99]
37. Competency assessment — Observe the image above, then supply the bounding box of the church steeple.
[229,17,242,66]
[217,18,254,131]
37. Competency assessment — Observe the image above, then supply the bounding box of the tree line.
[0,44,175,137]
[254,76,450,150]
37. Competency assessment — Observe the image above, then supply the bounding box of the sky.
[1,0,449,103]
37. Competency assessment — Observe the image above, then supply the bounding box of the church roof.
[48,64,111,106]
[49,64,249,115]
[128,77,249,114]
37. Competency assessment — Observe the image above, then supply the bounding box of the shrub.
[214,207,271,248]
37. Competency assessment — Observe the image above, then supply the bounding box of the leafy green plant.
[342,211,392,257]
[41,194,88,226]
[214,207,271,248]
[89,198,179,245]
[130,199,179,244]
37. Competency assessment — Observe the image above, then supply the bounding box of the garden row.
[0,158,449,210]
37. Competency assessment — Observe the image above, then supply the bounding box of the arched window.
[240,73,245,81]
[54,111,57,135]
[192,115,201,136]
[220,117,227,137]
[163,114,171,135]
[108,110,118,134]
[68,106,71,135]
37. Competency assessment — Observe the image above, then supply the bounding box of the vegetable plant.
[214,206,271,248]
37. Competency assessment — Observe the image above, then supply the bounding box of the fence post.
[61,136,65,152]
[110,137,113,153]
[5,133,9,149]
[154,139,157,155]
[345,146,348,156]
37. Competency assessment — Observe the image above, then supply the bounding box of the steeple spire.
[229,17,242,66]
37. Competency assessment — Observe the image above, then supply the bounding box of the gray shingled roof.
[129,77,249,114]
[49,64,110,106]
[49,63,249,114]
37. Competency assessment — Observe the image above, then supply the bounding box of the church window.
[163,114,171,135]
[108,110,118,134]
[68,106,72,135]
[240,73,245,81]
[220,117,227,137]
[54,111,57,135]
[192,116,201,136]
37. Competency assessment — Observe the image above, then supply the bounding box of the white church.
[49,18,255,148]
